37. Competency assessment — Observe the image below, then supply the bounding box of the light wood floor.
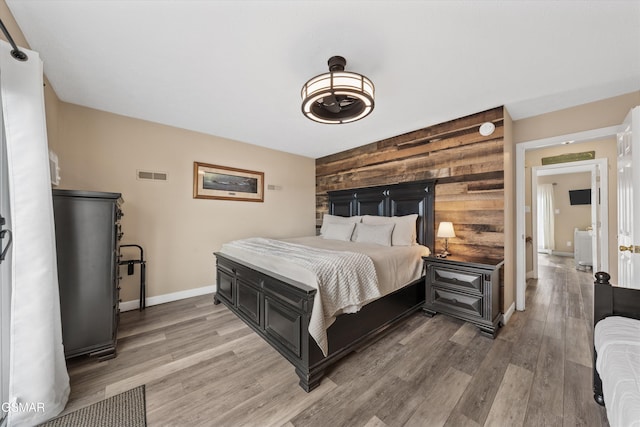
[63,255,609,426]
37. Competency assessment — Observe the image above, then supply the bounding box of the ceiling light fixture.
[301,56,375,124]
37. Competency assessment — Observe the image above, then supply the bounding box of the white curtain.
[1,41,69,426]
[537,183,556,254]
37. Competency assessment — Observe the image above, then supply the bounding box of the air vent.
[137,170,168,182]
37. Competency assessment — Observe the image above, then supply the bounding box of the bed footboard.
[593,271,640,405]
[214,252,425,391]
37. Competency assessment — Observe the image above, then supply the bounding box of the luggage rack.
[119,244,146,310]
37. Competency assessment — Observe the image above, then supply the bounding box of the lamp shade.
[437,222,456,238]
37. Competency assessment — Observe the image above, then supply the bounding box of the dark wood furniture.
[53,189,123,360]
[214,180,435,391]
[422,255,503,338]
[593,271,640,405]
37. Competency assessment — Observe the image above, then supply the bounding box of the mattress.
[219,235,430,355]
[594,316,640,427]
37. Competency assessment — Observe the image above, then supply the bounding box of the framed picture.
[193,162,264,202]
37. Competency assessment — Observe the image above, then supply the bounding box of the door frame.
[531,158,608,277]
[515,125,621,311]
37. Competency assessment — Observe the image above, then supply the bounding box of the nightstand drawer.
[431,287,483,318]
[431,266,483,295]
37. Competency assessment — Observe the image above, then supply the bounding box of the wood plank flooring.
[62,255,609,426]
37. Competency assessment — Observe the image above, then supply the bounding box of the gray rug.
[39,385,146,427]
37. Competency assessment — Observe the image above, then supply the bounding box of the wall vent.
[137,170,168,182]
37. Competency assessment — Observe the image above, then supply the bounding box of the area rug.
[39,385,146,427]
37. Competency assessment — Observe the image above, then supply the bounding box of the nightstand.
[422,255,504,338]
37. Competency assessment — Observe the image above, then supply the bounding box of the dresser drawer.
[431,286,483,318]
[431,265,483,295]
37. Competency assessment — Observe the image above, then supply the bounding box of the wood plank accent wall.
[316,107,505,260]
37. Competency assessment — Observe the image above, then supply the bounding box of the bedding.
[594,316,640,427]
[219,235,429,355]
[319,213,362,235]
[321,221,356,241]
[362,214,418,246]
[351,222,395,246]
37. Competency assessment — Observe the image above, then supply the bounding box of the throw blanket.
[221,237,381,355]
[595,316,640,427]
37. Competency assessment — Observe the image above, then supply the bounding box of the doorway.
[530,159,609,280]
[515,125,621,311]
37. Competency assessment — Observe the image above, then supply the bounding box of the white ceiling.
[6,0,640,159]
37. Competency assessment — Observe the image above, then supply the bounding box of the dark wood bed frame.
[213,180,435,391]
[593,271,640,405]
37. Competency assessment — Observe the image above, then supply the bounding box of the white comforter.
[595,316,640,427]
[219,236,429,355]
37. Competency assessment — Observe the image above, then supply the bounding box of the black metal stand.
[119,244,146,310]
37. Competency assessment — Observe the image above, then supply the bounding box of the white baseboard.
[120,284,216,312]
[501,302,516,325]
[551,251,573,257]
[526,270,535,280]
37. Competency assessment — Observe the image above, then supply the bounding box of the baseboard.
[526,270,535,280]
[550,251,573,257]
[119,285,216,312]
[501,302,516,325]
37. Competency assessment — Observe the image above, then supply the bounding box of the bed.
[593,271,640,426]
[213,180,435,391]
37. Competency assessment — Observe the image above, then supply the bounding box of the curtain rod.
[0,18,27,61]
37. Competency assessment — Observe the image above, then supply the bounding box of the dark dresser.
[423,255,504,338]
[53,189,123,360]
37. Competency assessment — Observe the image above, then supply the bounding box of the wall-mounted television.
[569,189,591,205]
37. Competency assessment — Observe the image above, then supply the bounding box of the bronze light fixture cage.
[301,56,375,124]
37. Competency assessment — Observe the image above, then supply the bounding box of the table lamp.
[437,221,456,257]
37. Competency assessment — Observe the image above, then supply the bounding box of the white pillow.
[362,214,418,246]
[352,223,395,246]
[320,214,361,235]
[322,222,356,241]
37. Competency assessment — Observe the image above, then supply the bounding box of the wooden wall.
[316,107,505,260]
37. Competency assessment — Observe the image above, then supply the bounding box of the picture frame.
[193,162,264,202]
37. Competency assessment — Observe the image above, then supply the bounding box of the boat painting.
[203,172,258,194]
[194,162,264,202]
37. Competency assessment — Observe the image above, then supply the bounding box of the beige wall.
[537,172,591,253]
[514,92,640,143]
[56,103,315,302]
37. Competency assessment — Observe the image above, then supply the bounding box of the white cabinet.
[574,228,593,270]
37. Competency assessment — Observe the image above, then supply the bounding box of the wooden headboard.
[327,180,436,250]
